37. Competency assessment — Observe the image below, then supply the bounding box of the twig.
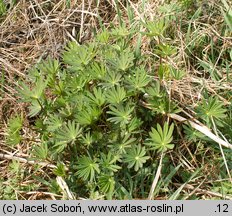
[79,0,85,42]
[24,191,63,198]
[174,183,232,200]
[56,176,75,200]
[169,113,232,150]
[0,153,68,170]
[148,152,164,200]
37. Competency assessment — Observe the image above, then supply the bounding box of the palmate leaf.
[183,124,208,142]
[55,120,82,144]
[106,86,126,105]
[146,122,174,152]
[99,152,121,173]
[6,115,23,146]
[32,142,48,160]
[154,44,177,57]
[100,71,122,88]
[30,77,48,100]
[107,48,134,72]
[87,62,107,80]
[196,96,226,127]
[53,140,67,154]
[80,132,94,147]
[0,1,6,16]
[124,145,150,171]
[37,57,59,76]
[158,64,171,80]
[7,115,23,133]
[96,30,110,43]
[63,41,96,71]
[67,75,87,92]
[125,67,151,92]
[142,19,167,37]
[18,77,48,102]
[145,81,163,98]
[45,115,63,132]
[127,117,143,134]
[170,68,185,80]
[107,104,134,127]
[28,100,42,117]
[75,156,100,182]
[53,121,82,153]
[86,87,105,107]
[111,23,131,37]
[76,106,101,126]
[98,175,115,194]
[53,163,66,177]
[147,95,180,115]
[6,133,22,146]
[109,134,136,154]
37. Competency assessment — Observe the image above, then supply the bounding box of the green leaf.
[124,145,150,171]
[107,48,134,72]
[145,81,163,98]
[55,120,82,144]
[0,0,6,16]
[183,124,208,142]
[127,117,143,134]
[125,67,151,92]
[7,115,23,133]
[106,86,126,105]
[28,100,42,117]
[88,62,107,80]
[109,134,136,154]
[18,77,48,101]
[154,44,177,57]
[6,115,23,146]
[157,64,171,80]
[99,152,121,173]
[196,96,226,127]
[67,75,87,92]
[37,57,59,76]
[63,42,96,71]
[170,68,185,80]
[32,142,48,160]
[100,71,122,88]
[80,132,94,147]
[221,3,232,31]
[111,23,131,37]
[142,19,167,37]
[53,163,66,177]
[107,104,134,127]
[75,156,100,181]
[76,106,101,126]
[86,87,105,107]
[146,122,174,152]
[98,175,115,194]
[96,30,110,43]
[6,133,22,146]
[45,115,63,132]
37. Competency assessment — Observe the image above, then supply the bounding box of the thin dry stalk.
[56,176,75,200]
[174,183,232,200]
[0,152,67,170]
[169,113,232,150]
[148,152,164,200]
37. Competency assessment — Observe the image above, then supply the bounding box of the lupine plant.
[6,11,231,199]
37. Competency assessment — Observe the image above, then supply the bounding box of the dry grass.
[0,0,120,200]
